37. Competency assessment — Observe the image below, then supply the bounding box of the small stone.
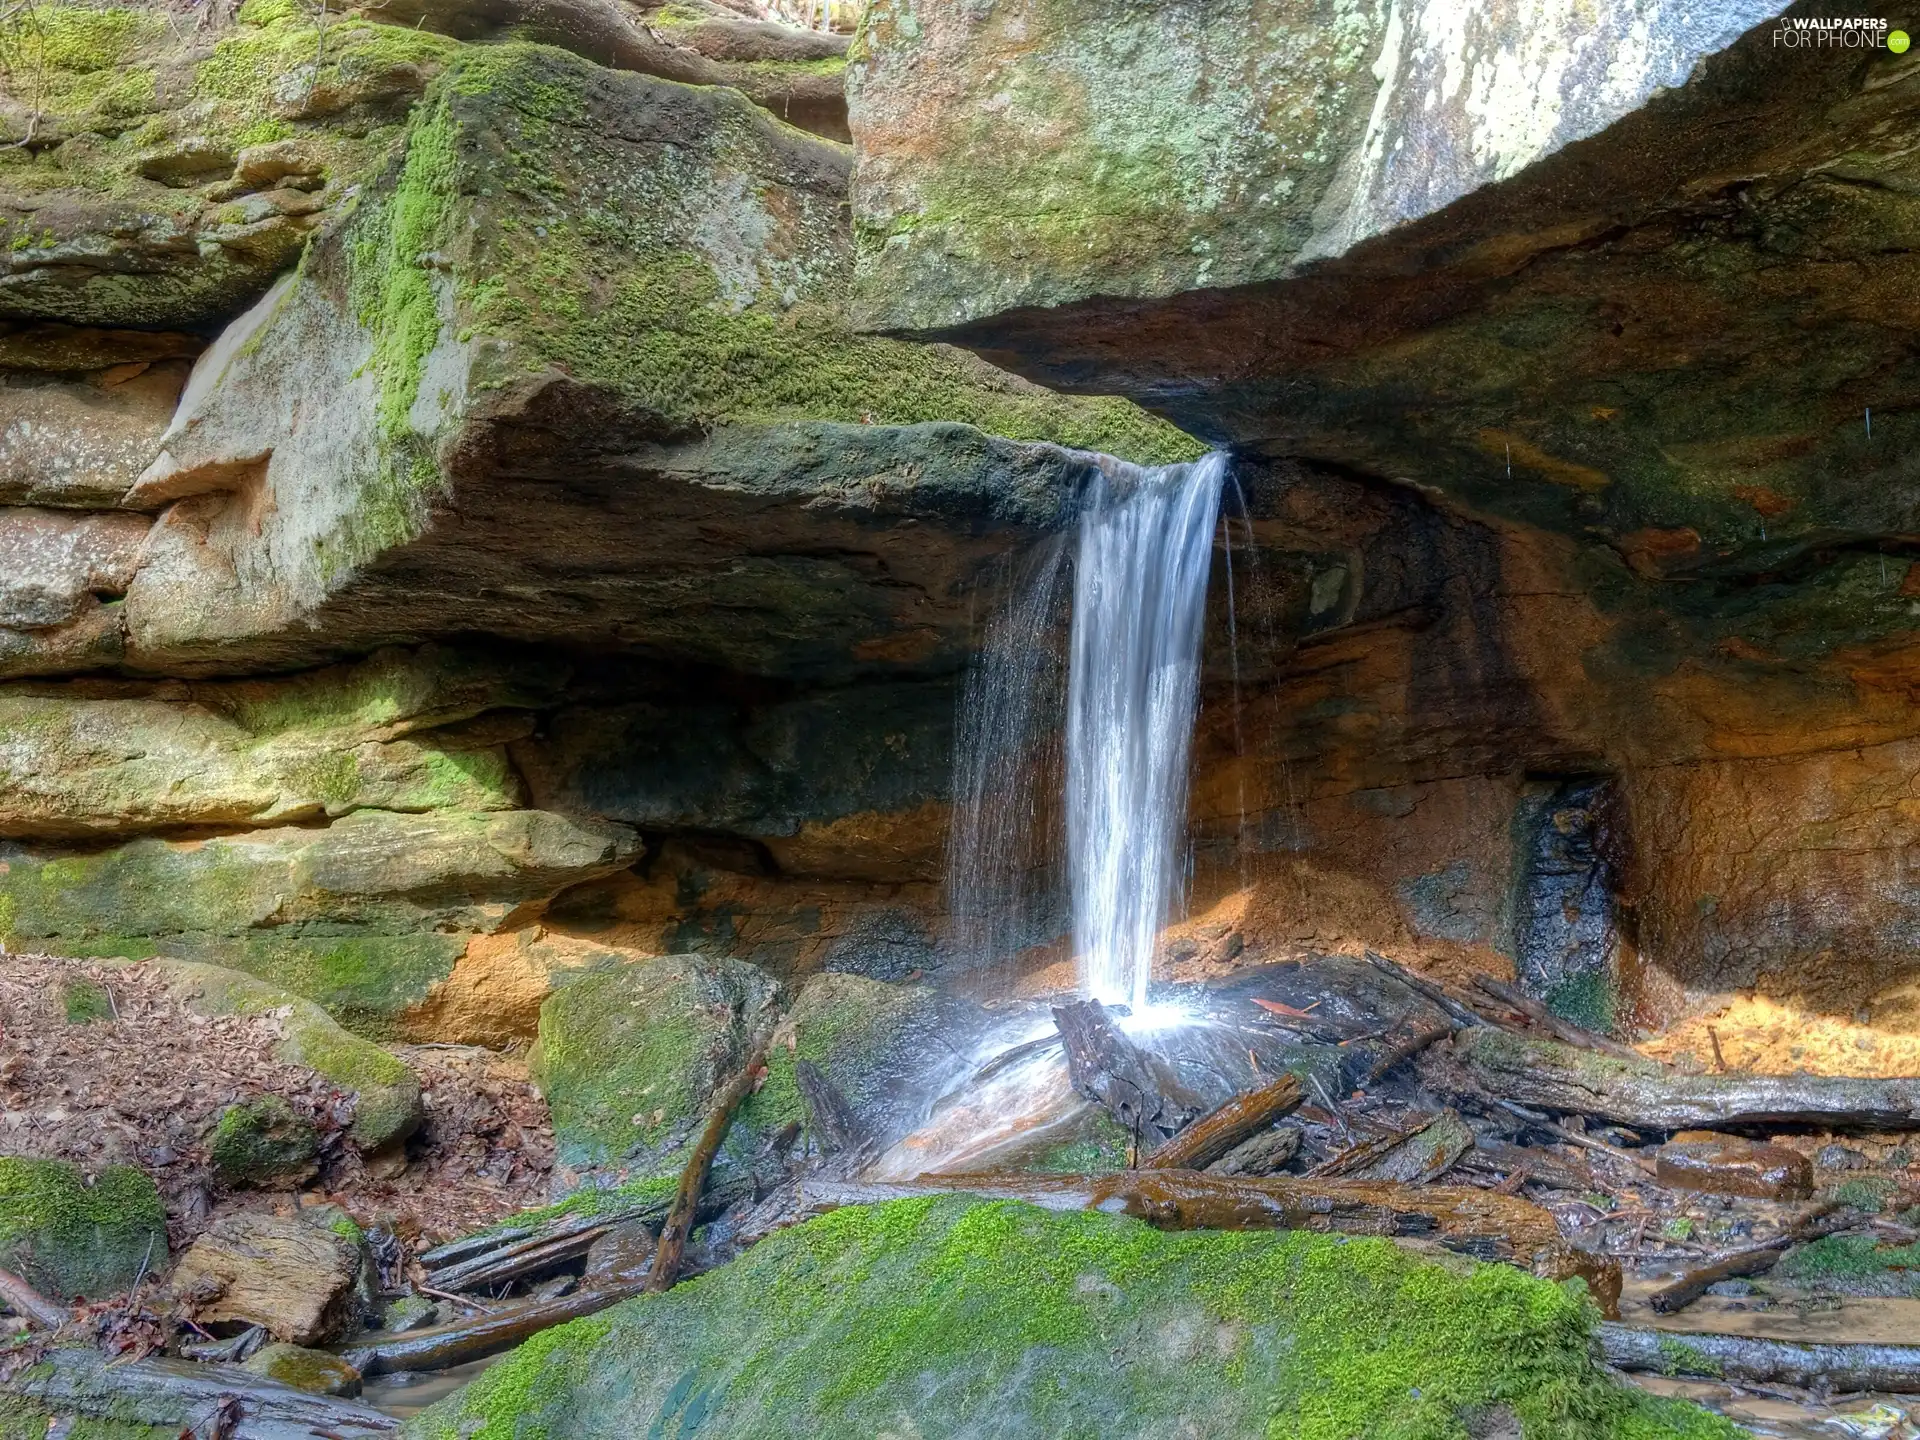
[1703,1278,1754,1298]
[242,1342,362,1397]
[138,137,235,186]
[584,1219,656,1282]
[1655,1136,1814,1202]
[381,1294,440,1333]
[232,139,325,190]
[1817,1144,1872,1172]
[209,1095,319,1190]
[167,1211,363,1345]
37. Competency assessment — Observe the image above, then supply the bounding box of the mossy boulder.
[0,1157,165,1303]
[0,807,638,1032]
[143,959,423,1150]
[241,1342,363,1397]
[407,1194,1735,1439]
[209,1095,320,1189]
[119,43,1197,680]
[531,954,781,1172]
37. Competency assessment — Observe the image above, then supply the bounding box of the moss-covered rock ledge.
[121,42,1199,679]
[409,1195,1735,1440]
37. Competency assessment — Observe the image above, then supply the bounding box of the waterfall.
[1067,452,1227,1009]
[946,451,1227,1009]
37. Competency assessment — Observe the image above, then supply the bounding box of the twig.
[646,1029,774,1293]
[1708,1025,1727,1073]
[0,1267,69,1330]
[1363,1022,1452,1086]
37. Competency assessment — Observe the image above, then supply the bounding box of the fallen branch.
[0,1267,69,1330]
[1363,951,1487,1031]
[1141,1074,1302,1171]
[1470,975,1645,1064]
[1597,1322,1920,1392]
[1646,1202,1844,1315]
[647,1030,774,1293]
[343,1281,650,1378]
[1436,1028,1920,1131]
[5,1347,396,1437]
[1362,1022,1452,1086]
[1312,1109,1473,1185]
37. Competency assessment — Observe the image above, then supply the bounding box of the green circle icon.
[1892,29,1912,53]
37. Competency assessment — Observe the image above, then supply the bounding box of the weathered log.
[1141,1075,1302,1171]
[1597,1322,1920,1392]
[0,1267,69,1330]
[784,1170,1619,1313]
[5,1347,396,1438]
[1315,1110,1474,1185]
[648,1030,773,1293]
[424,1199,673,1293]
[1363,951,1487,1030]
[1470,975,1646,1064]
[1053,1000,1203,1141]
[1454,1140,1593,1193]
[419,1226,533,1271]
[1646,1203,1844,1315]
[1208,1125,1302,1176]
[343,1280,650,1378]
[1436,1028,1920,1131]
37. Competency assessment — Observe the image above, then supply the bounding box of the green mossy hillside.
[0,1158,165,1303]
[408,1195,1737,1440]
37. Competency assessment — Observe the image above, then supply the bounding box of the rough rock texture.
[117,43,1193,679]
[849,0,1783,332]
[168,1209,365,1345]
[0,808,638,1030]
[407,1195,1733,1439]
[0,644,553,839]
[530,953,782,1171]
[0,1156,166,1302]
[0,362,189,506]
[208,1095,322,1190]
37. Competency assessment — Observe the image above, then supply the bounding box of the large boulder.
[531,953,782,1172]
[117,43,1195,680]
[406,1195,1732,1439]
[0,1157,166,1303]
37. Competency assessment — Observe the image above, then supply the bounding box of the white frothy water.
[1067,453,1227,1009]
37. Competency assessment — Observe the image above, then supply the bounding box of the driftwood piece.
[344,1280,651,1377]
[1053,1000,1203,1141]
[1437,1028,1920,1131]
[1208,1126,1302,1176]
[1141,1075,1302,1171]
[1363,951,1486,1030]
[419,1226,533,1271]
[796,1058,864,1156]
[1597,1322,1920,1392]
[0,1267,69,1330]
[1454,1140,1593,1193]
[648,1031,773,1293]
[1470,975,1646,1063]
[1316,1110,1474,1185]
[784,1170,1617,1314]
[6,1347,397,1438]
[1363,1023,1454,1086]
[1646,1203,1845,1315]
[425,1199,674,1293]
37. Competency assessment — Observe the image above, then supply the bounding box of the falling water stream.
[1066,452,1228,1009]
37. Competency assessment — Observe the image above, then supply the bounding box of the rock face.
[0,1157,166,1303]
[407,1195,1730,1439]
[849,0,1784,332]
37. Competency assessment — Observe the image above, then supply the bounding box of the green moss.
[1778,1233,1920,1294]
[209,1095,320,1187]
[1826,1176,1897,1215]
[60,976,111,1025]
[0,1159,165,1303]
[238,0,310,25]
[485,1173,680,1236]
[412,1197,1735,1440]
[0,1393,173,1440]
[1545,971,1617,1036]
[1654,1336,1723,1380]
